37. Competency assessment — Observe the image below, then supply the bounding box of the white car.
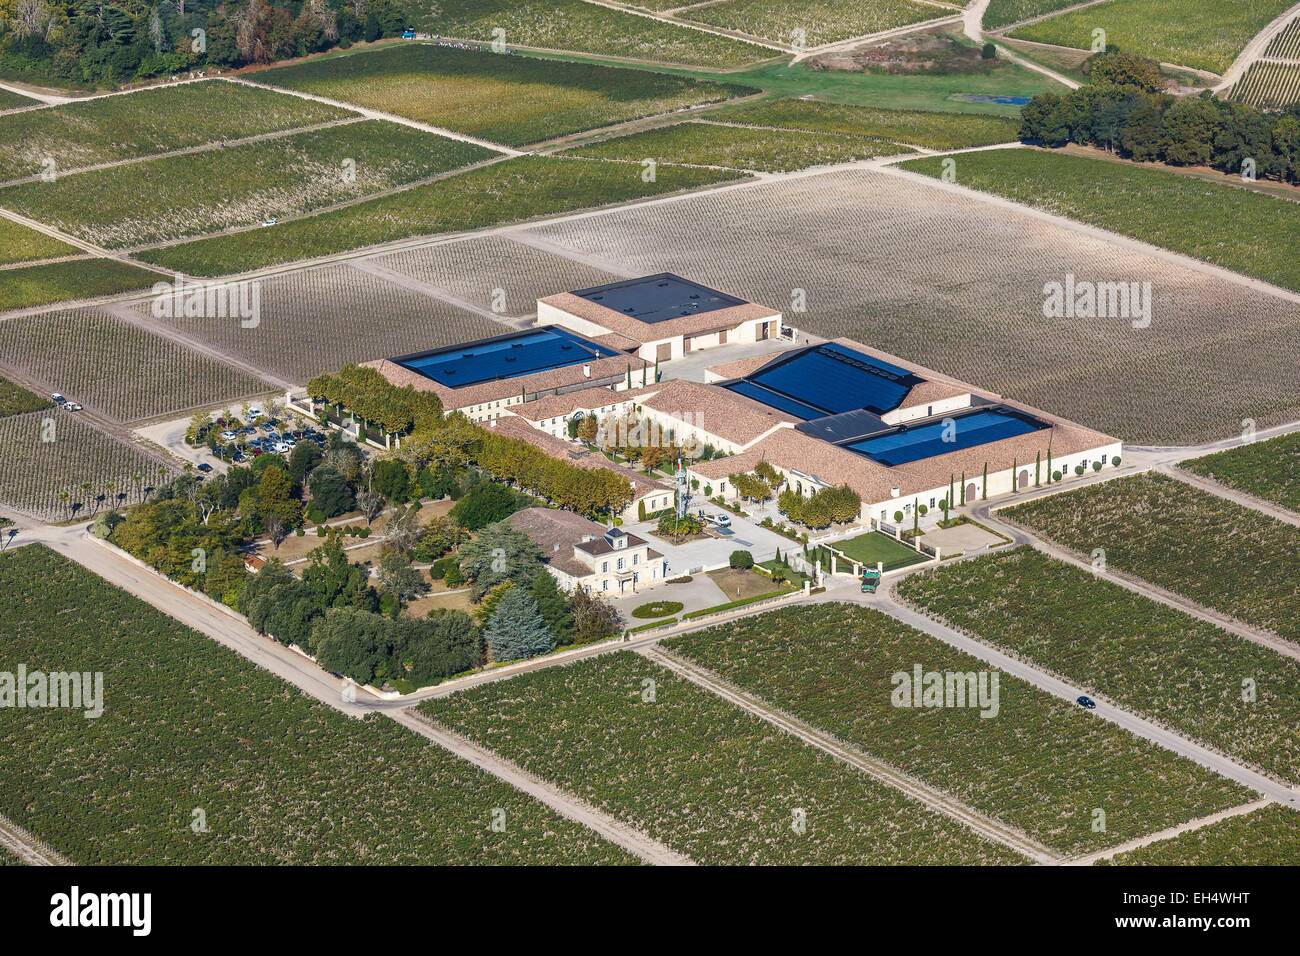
[260,219,278,228]
[246,406,263,419]
[273,441,290,454]
[61,401,83,412]
[220,430,238,442]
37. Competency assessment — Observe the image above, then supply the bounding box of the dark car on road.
[1076,695,1096,710]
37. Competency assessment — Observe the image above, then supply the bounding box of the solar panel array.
[395,327,618,389]
[722,342,922,419]
[846,408,1046,466]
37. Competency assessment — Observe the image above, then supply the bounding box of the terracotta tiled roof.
[504,507,608,578]
[540,291,779,343]
[488,415,671,499]
[705,352,788,381]
[508,383,662,423]
[896,380,971,411]
[639,378,796,447]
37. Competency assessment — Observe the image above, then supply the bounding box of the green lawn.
[706,96,1022,149]
[682,0,947,47]
[422,652,1022,864]
[897,547,1300,784]
[0,258,158,313]
[0,545,632,865]
[0,376,49,418]
[251,43,752,147]
[0,81,353,180]
[0,216,77,266]
[1104,805,1300,865]
[139,155,744,277]
[1006,472,1300,642]
[564,121,906,171]
[2,121,492,249]
[1008,0,1295,75]
[835,530,928,571]
[0,87,35,111]
[1180,433,1300,514]
[666,604,1252,855]
[901,149,1300,294]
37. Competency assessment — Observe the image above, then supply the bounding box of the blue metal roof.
[392,327,618,389]
[722,342,924,419]
[572,273,745,325]
[845,408,1047,466]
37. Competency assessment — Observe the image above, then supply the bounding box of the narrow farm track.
[1215,2,1300,91]
[987,0,1111,34]
[391,709,695,866]
[0,813,70,866]
[577,0,789,53]
[1163,463,1300,529]
[639,644,1057,864]
[789,13,965,64]
[1064,800,1272,866]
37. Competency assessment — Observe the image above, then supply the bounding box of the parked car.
[220,430,238,442]
[61,402,83,412]
[260,219,277,227]
[697,510,731,529]
[1076,695,1096,710]
[196,463,213,473]
[247,406,263,419]
[51,392,66,405]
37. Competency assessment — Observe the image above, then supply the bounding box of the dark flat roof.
[572,273,746,325]
[391,327,617,389]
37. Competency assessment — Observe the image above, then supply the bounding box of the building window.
[632,553,640,565]
[602,580,608,591]
[929,497,935,508]
[617,558,625,570]
[601,561,608,573]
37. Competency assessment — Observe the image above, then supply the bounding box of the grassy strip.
[834,531,928,571]
[252,43,752,147]
[0,259,158,313]
[0,545,633,865]
[626,617,678,635]
[1,121,492,249]
[897,547,1300,784]
[1102,805,1300,865]
[0,216,77,266]
[0,81,352,179]
[900,149,1300,293]
[683,0,945,47]
[1008,0,1295,75]
[0,376,50,418]
[666,604,1252,854]
[422,652,1023,864]
[706,97,1022,150]
[565,121,905,171]
[681,588,794,619]
[984,0,1082,30]
[139,155,744,277]
[1180,433,1300,514]
[1006,472,1300,642]
[0,87,36,110]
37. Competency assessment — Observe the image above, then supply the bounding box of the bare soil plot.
[140,264,505,384]
[519,166,1300,444]
[0,307,274,422]
[371,234,624,318]
[0,411,176,520]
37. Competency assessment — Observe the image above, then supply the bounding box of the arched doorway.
[1018,470,1029,490]
[966,482,977,502]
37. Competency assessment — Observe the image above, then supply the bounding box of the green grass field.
[2,121,492,249]
[139,155,744,277]
[252,43,751,147]
[0,216,77,266]
[1104,805,1300,865]
[985,0,1083,30]
[835,531,929,570]
[1180,434,1300,514]
[901,149,1300,294]
[1006,472,1300,642]
[0,375,49,418]
[0,81,352,180]
[682,0,947,47]
[706,97,1022,149]
[665,604,1251,855]
[0,258,158,313]
[0,545,632,865]
[0,87,36,111]
[565,120,906,171]
[897,547,1300,784]
[1008,0,1294,74]
[423,652,1023,864]
[426,0,770,67]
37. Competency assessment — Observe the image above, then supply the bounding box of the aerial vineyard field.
[901,150,1300,295]
[565,121,906,171]
[0,81,353,181]
[0,375,50,418]
[142,265,505,383]
[422,653,1023,865]
[520,165,1300,444]
[1103,805,1300,865]
[706,97,1021,150]
[1007,0,1294,75]
[0,545,633,865]
[1265,16,1300,58]
[0,258,158,313]
[1230,61,1300,107]
[984,0,1082,31]
[139,155,745,277]
[1,121,492,249]
[252,44,749,147]
[683,0,946,47]
[1005,473,1300,641]
[372,234,623,318]
[0,215,77,266]
[665,604,1250,856]
[0,307,274,422]
[897,547,1300,784]
[425,0,769,67]
[0,413,175,519]
[1180,433,1300,514]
